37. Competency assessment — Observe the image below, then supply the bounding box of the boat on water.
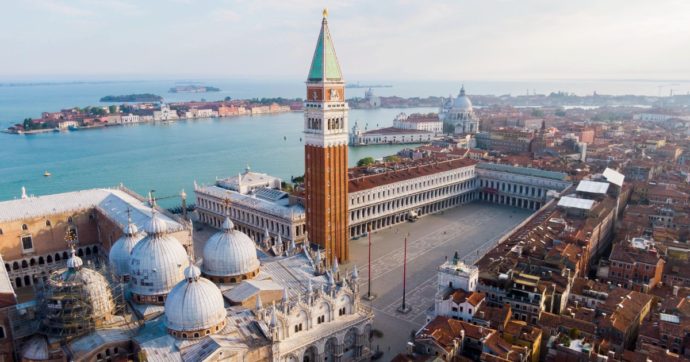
[43,171,52,177]
[68,125,80,131]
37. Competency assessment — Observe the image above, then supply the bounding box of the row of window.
[350,181,474,222]
[0,217,77,236]
[6,245,98,272]
[198,196,297,237]
[351,169,475,206]
[479,179,546,198]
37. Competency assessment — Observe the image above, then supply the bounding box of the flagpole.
[398,233,411,313]
[365,225,376,300]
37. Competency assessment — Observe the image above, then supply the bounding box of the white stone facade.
[476,164,572,211]
[195,184,307,246]
[304,100,350,148]
[261,269,374,362]
[348,163,478,238]
[392,113,443,133]
[120,113,141,124]
[436,258,479,293]
[350,124,435,146]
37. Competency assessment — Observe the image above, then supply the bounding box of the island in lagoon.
[169,85,220,93]
[99,94,163,102]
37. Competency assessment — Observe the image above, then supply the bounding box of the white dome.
[202,217,260,278]
[129,213,188,297]
[144,212,169,235]
[109,220,145,277]
[165,263,227,334]
[452,85,472,111]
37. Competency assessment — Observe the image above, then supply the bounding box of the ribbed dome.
[165,263,227,334]
[129,216,188,297]
[109,219,145,277]
[202,217,260,278]
[452,86,472,111]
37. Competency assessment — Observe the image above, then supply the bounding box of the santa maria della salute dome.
[5,10,373,362]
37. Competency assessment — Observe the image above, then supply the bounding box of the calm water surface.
[0,107,435,206]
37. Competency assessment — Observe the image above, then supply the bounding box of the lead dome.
[202,217,260,283]
[109,216,145,278]
[165,260,227,339]
[452,85,472,111]
[129,211,188,304]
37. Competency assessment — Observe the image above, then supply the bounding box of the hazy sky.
[2,0,689,81]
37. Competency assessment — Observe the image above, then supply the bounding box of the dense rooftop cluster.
[394,105,690,361]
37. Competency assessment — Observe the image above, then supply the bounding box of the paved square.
[343,202,532,360]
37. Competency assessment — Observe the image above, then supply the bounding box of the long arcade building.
[347,160,571,238]
[304,9,350,263]
[195,160,573,245]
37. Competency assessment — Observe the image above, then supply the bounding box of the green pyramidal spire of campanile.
[307,9,343,82]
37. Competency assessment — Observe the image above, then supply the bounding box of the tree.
[383,155,401,163]
[22,118,33,130]
[357,157,375,167]
[108,105,118,114]
[555,108,566,117]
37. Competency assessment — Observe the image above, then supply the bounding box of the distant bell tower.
[304,9,349,263]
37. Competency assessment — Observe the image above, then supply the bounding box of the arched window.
[12,262,18,270]
[0,326,5,339]
[54,253,61,262]
[21,260,28,269]
[67,217,73,223]
[45,220,51,227]
[14,277,21,288]
[47,255,53,263]
[21,224,28,231]
[38,257,44,265]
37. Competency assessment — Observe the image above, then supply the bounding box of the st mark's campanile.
[304,9,349,263]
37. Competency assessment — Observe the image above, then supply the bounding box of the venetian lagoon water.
[2,78,689,206]
[0,107,434,207]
